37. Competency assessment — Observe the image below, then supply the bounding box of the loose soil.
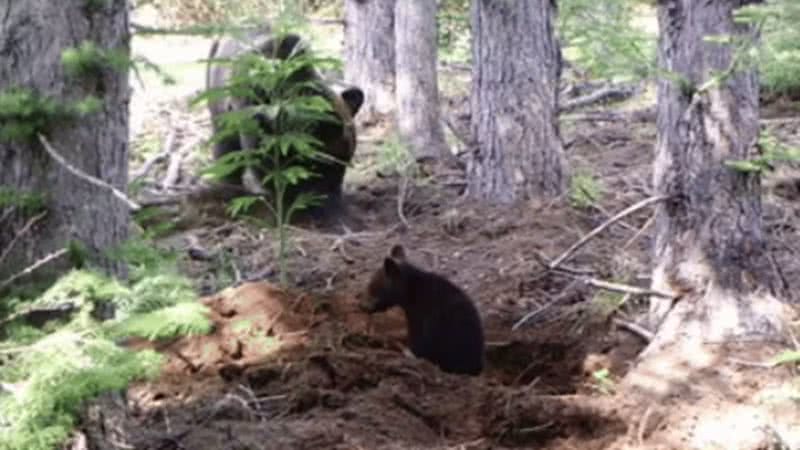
[72,19,800,450]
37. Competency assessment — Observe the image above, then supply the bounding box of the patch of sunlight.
[690,404,791,450]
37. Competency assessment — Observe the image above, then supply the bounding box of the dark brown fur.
[362,245,485,376]
[205,30,364,219]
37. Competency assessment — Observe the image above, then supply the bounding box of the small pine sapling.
[196,40,345,285]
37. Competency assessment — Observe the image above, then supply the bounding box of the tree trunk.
[625,0,791,397]
[468,0,567,203]
[394,0,451,163]
[343,0,396,125]
[0,0,131,283]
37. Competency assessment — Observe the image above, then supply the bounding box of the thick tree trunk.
[468,0,566,202]
[646,0,787,347]
[394,0,451,163]
[0,0,130,283]
[624,0,792,400]
[343,0,396,125]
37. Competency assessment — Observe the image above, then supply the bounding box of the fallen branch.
[559,84,638,113]
[548,195,669,270]
[131,151,169,182]
[584,277,675,300]
[137,182,254,208]
[131,129,175,181]
[512,300,557,331]
[397,173,411,229]
[38,135,141,211]
[439,61,471,73]
[0,248,68,291]
[0,211,47,268]
[561,108,656,123]
[613,318,654,342]
[161,143,190,190]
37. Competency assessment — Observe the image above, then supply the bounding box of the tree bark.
[394,0,451,163]
[467,0,567,203]
[644,0,788,351]
[0,0,131,282]
[343,0,396,125]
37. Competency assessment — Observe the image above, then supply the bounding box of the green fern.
[107,302,213,341]
[0,238,212,450]
[0,332,161,450]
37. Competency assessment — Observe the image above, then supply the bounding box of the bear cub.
[362,245,485,376]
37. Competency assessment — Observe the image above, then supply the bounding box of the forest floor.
[81,27,800,450]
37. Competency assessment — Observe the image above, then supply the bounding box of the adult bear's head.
[206,31,364,215]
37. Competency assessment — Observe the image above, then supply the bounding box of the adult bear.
[205,29,364,220]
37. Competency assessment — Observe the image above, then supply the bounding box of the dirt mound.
[81,282,632,450]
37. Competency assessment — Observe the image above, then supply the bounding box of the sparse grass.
[376,133,416,177]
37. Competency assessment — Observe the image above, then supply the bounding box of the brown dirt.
[109,280,631,450]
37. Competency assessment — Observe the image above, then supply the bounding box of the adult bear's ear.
[341,87,364,117]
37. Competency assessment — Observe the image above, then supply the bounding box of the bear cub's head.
[362,245,411,313]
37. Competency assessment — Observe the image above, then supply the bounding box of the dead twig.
[561,108,656,123]
[512,299,558,331]
[548,195,669,270]
[637,404,655,446]
[38,135,141,211]
[622,212,655,251]
[0,211,47,268]
[612,318,653,342]
[131,150,169,182]
[162,143,191,190]
[559,84,638,113]
[131,129,175,181]
[329,238,355,264]
[0,248,68,291]
[727,357,775,369]
[397,174,411,228]
[584,277,675,300]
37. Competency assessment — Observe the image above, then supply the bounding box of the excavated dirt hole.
[484,340,585,393]
[110,283,634,449]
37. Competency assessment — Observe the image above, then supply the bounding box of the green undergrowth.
[0,238,212,450]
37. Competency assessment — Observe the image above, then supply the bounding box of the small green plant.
[376,133,416,178]
[194,34,343,285]
[725,130,800,174]
[569,170,603,209]
[588,291,627,320]
[770,350,800,367]
[591,368,616,395]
